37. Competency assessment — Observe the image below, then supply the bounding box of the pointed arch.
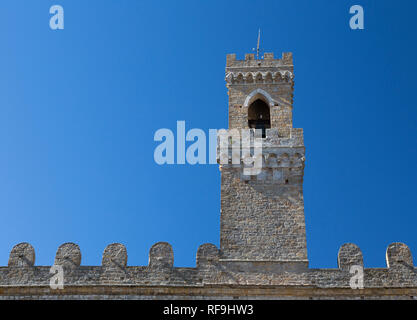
[236,73,244,83]
[243,88,276,108]
[265,72,273,82]
[255,72,263,83]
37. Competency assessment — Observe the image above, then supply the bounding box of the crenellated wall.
[0,242,416,299]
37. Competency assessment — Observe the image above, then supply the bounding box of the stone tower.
[220,52,308,268]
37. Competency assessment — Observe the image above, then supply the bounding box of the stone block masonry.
[0,241,416,299]
[221,52,307,263]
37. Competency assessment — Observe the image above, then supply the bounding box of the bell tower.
[219,52,308,267]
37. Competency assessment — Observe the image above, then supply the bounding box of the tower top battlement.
[226,52,293,67]
[225,52,294,86]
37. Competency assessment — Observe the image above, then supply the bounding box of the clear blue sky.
[0,0,416,268]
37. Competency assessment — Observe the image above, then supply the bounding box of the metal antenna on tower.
[252,29,263,59]
[256,28,261,59]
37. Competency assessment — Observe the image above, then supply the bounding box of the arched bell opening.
[248,99,271,138]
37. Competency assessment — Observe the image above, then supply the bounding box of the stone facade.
[0,52,416,300]
[220,52,307,263]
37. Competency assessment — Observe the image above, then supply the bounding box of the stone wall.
[221,53,307,262]
[225,52,294,137]
[0,242,416,299]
